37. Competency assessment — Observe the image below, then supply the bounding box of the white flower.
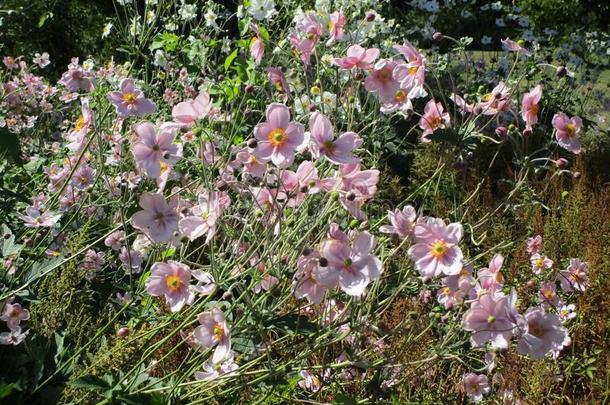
[117,0,133,5]
[423,0,439,13]
[154,49,168,68]
[102,22,113,38]
[33,52,50,68]
[179,2,198,22]
[221,38,231,53]
[248,0,277,21]
[129,16,142,36]
[82,59,95,71]
[495,18,505,27]
[165,21,178,31]
[491,1,502,11]
[204,9,218,29]
[481,36,492,45]
[294,95,312,116]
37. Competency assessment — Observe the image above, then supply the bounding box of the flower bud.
[523,127,533,137]
[319,257,329,267]
[432,32,443,41]
[245,84,254,94]
[247,139,258,149]
[556,66,566,78]
[495,126,508,137]
[554,158,568,169]
[117,327,130,338]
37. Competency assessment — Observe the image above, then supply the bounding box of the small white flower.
[102,22,113,38]
[204,9,218,29]
[154,49,168,68]
[179,2,198,22]
[248,0,277,21]
[481,36,492,45]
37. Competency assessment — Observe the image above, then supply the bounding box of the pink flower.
[517,306,569,359]
[539,281,561,307]
[279,160,320,206]
[253,103,305,168]
[172,92,212,127]
[71,164,96,190]
[193,308,232,363]
[108,78,156,118]
[393,41,426,98]
[501,38,532,56]
[407,217,463,277]
[558,258,589,292]
[298,370,322,392]
[195,352,239,380]
[521,85,542,128]
[419,99,450,140]
[268,68,290,94]
[380,205,417,240]
[552,112,582,154]
[326,11,347,46]
[365,59,400,102]
[0,327,28,346]
[526,235,543,254]
[333,44,379,70]
[293,250,327,304]
[131,192,179,242]
[477,254,505,291]
[145,261,193,312]
[463,373,490,402]
[1,301,30,331]
[319,228,383,296]
[66,97,94,152]
[477,81,511,115]
[119,247,143,273]
[131,122,182,178]
[179,190,230,243]
[18,207,61,228]
[530,253,553,274]
[235,147,268,178]
[308,112,362,165]
[59,65,94,92]
[250,24,265,65]
[289,13,322,65]
[104,230,125,250]
[463,293,516,349]
[558,304,576,322]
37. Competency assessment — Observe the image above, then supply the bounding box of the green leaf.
[25,257,63,283]
[0,384,16,399]
[334,394,358,405]
[224,49,238,72]
[262,314,318,334]
[258,26,270,42]
[71,375,112,391]
[0,127,22,165]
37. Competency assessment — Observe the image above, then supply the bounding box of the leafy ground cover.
[0,0,609,403]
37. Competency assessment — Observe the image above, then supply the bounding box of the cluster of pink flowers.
[0,298,30,346]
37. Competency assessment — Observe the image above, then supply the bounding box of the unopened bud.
[245,84,254,94]
[319,257,329,267]
[117,327,130,338]
[247,139,258,149]
[432,32,443,41]
[556,66,566,78]
[554,158,568,169]
[495,126,508,137]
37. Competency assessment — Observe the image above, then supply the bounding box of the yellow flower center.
[482,93,493,102]
[430,240,447,258]
[74,115,86,131]
[123,92,138,105]
[543,290,555,300]
[328,21,334,31]
[534,258,544,268]
[378,69,392,82]
[408,66,418,75]
[566,123,576,137]
[274,80,284,91]
[165,275,181,291]
[160,160,168,174]
[394,89,407,102]
[213,323,224,341]
[268,128,288,147]
[442,287,452,296]
[429,116,442,129]
[487,315,496,324]
[530,104,539,115]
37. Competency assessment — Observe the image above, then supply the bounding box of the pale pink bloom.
[463,293,516,349]
[0,327,28,346]
[250,24,265,65]
[145,261,193,312]
[365,59,400,102]
[530,253,553,274]
[552,112,582,154]
[501,38,532,56]
[558,258,589,292]
[279,160,320,206]
[131,122,182,178]
[18,207,61,228]
[104,230,125,250]
[131,192,179,242]
[484,351,496,373]
[59,65,94,92]
[521,85,542,128]
[172,92,212,127]
[193,308,232,363]
[2,56,19,70]
[267,68,290,94]
[252,259,279,293]
[463,373,490,402]
[477,253,505,291]
[438,265,476,309]
[80,249,105,271]
[190,270,216,296]
[108,78,156,118]
[333,44,379,70]
[379,205,417,240]
[319,229,383,296]
[298,370,322,392]
[33,52,50,68]
[70,164,96,190]
[179,190,230,243]
[66,97,94,152]
[289,13,322,65]
[477,81,511,115]
[253,103,305,168]
[195,351,239,380]
[558,304,576,322]
[322,164,379,220]
[308,112,362,165]
[393,41,427,98]
[1,301,30,331]
[326,11,347,46]
[408,217,463,277]
[293,250,327,304]
[526,235,543,254]
[119,247,143,273]
[419,99,450,140]
[517,306,568,359]
[235,148,268,178]
[538,281,561,307]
